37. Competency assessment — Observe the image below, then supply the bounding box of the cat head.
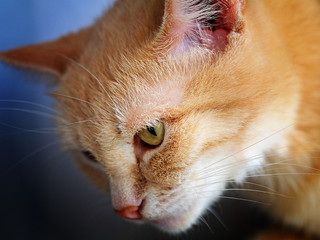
[0,0,296,233]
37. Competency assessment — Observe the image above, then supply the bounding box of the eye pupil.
[137,121,164,146]
[147,126,157,136]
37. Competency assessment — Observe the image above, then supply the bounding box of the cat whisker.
[58,54,118,108]
[59,117,117,130]
[199,148,284,177]
[198,170,320,181]
[199,146,320,182]
[0,99,117,135]
[0,99,58,114]
[257,167,320,177]
[0,121,56,134]
[0,118,102,138]
[218,196,269,205]
[245,172,320,178]
[189,190,269,205]
[36,147,69,174]
[199,155,262,178]
[0,107,57,118]
[56,118,98,129]
[262,162,320,172]
[199,216,214,233]
[196,155,269,180]
[198,124,294,175]
[0,140,60,176]
[198,153,320,181]
[51,92,116,123]
[205,188,290,198]
[184,179,290,198]
[206,207,228,230]
[240,157,319,176]
[237,181,279,192]
[186,180,279,194]
[0,131,54,138]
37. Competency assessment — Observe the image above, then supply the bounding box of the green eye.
[137,121,164,146]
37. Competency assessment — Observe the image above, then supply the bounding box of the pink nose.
[114,205,142,220]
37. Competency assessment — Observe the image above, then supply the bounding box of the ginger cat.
[1,0,320,238]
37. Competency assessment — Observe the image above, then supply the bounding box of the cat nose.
[114,205,142,220]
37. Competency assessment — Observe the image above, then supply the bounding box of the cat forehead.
[95,52,204,134]
[115,76,186,134]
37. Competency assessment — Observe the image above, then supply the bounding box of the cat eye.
[82,150,98,163]
[137,121,164,146]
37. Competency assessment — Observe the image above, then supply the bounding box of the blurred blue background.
[0,1,267,239]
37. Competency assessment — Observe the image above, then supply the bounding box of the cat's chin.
[151,215,192,233]
[149,207,203,234]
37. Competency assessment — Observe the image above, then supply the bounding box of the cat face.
[0,0,297,233]
[57,61,250,232]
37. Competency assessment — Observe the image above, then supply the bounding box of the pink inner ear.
[200,0,238,51]
[171,0,240,53]
[201,28,229,51]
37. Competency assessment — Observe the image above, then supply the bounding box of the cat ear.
[156,0,243,53]
[0,27,92,77]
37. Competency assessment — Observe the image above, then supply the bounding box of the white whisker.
[199,216,214,233]
[199,124,294,175]
[0,99,58,114]
[246,172,320,178]
[0,140,60,176]
[58,54,117,107]
[0,107,56,118]
[218,196,269,205]
[51,92,113,118]
[207,208,227,230]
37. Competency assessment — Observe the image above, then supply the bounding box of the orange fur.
[1,0,320,236]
